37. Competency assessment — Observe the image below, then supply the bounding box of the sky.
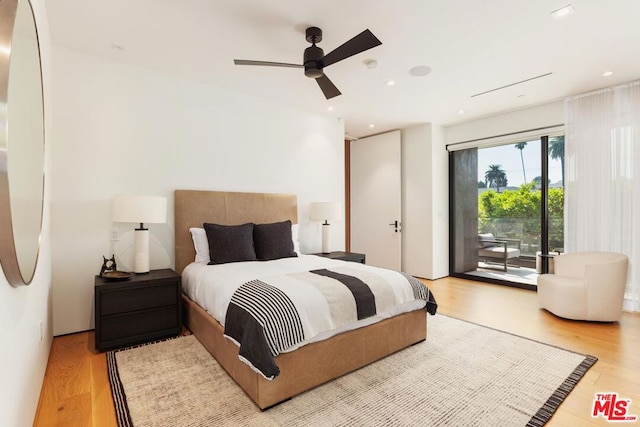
[477,140,563,188]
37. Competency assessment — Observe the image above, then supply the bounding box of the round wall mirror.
[0,0,45,286]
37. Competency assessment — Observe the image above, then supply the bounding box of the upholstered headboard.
[174,190,298,274]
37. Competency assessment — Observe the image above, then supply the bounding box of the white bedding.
[182,254,426,352]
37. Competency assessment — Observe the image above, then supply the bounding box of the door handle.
[388,220,401,233]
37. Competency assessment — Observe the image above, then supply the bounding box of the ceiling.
[46,0,640,139]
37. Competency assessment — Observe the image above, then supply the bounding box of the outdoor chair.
[477,233,521,272]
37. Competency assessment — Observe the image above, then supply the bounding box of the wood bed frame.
[174,189,427,409]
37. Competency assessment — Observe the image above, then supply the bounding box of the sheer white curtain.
[565,80,640,312]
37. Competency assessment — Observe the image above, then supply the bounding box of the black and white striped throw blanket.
[223,266,437,379]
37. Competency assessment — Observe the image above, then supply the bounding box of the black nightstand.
[313,251,366,264]
[94,268,182,352]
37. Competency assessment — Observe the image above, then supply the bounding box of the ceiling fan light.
[305,67,324,79]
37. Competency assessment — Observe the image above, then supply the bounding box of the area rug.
[107,315,596,427]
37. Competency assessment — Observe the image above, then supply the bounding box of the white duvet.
[182,254,426,352]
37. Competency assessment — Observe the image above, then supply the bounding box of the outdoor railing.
[478,216,564,257]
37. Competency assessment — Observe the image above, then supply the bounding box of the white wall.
[51,47,345,335]
[445,101,564,145]
[401,124,449,279]
[0,1,54,426]
[429,124,449,279]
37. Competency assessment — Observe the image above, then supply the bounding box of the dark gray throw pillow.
[204,222,256,265]
[254,220,298,261]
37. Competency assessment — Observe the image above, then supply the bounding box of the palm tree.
[549,136,565,184]
[515,142,527,184]
[485,164,507,192]
[532,176,550,188]
[497,174,508,189]
[532,176,542,188]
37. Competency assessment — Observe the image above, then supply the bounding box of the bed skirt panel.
[182,293,427,409]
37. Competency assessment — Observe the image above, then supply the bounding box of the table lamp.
[112,195,167,273]
[310,201,342,254]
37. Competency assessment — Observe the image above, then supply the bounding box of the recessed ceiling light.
[386,80,395,86]
[458,110,465,114]
[409,65,432,77]
[328,106,334,111]
[369,124,375,128]
[602,71,613,77]
[551,5,575,19]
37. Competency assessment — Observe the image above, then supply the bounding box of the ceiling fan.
[234,27,382,100]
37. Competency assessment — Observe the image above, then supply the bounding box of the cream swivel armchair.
[537,252,629,321]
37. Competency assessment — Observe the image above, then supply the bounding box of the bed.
[175,189,436,409]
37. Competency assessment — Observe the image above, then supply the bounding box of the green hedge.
[478,183,564,254]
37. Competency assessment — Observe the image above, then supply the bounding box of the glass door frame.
[448,134,562,290]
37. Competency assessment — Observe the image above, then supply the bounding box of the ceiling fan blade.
[234,59,303,68]
[322,29,382,68]
[316,74,341,99]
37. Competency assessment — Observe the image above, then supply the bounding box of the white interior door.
[350,130,401,270]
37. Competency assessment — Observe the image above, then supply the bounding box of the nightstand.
[313,251,366,264]
[94,268,182,352]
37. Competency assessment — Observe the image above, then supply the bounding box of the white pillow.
[292,223,300,254]
[190,227,210,263]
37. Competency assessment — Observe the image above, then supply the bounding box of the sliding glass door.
[449,135,564,288]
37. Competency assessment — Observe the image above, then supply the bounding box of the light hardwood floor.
[34,276,640,426]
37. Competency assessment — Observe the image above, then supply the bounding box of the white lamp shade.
[309,202,343,222]
[112,195,167,224]
[112,195,166,274]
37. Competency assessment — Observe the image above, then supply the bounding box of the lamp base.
[321,223,331,254]
[134,228,150,274]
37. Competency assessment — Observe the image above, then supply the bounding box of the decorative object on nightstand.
[94,268,182,351]
[100,254,118,276]
[99,254,132,281]
[313,251,366,264]
[310,201,342,254]
[112,194,167,274]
